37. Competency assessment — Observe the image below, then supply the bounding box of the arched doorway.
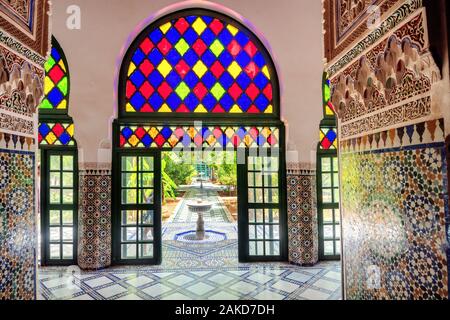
[112,8,287,265]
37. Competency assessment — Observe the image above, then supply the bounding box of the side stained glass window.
[40,40,69,111]
[121,11,277,115]
[317,72,340,260]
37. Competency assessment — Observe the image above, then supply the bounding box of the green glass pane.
[209,39,224,57]
[210,83,225,100]
[50,156,60,170]
[62,156,73,171]
[40,98,53,109]
[45,57,56,72]
[57,77,68,95]
[175,82,190,100]
[175,38,189,56]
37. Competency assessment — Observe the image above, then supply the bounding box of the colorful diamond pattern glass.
[124,14,274,114]
[320,127,337,150]
[38,122,75,146]
[120,125,279,149]
[323,74,335,117]
[40,45,69,110]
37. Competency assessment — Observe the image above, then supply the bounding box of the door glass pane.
[50,156,60,170]
[324,241,334,255]
[322,188,332,203]
[323,209,333,223]
[62,210,73,225]
[121,244,137,259]
[49,210,60,225]
[122,210,137,225]
[122,157,137,171]
[122,173,137,188]
[264,209,279,223]
[323,225,333,239]
[122,227,137,242]
[140,157,154,171]
[49,189,61,204]
[322,173,332,187]
[141,173,154,187]
[50,227,60,241]
[62,156,74,171]
[249,209,256,223]
[62,189,73,204]
[63,244,73,259]
[63,227,73,241]
[139,244,153,258]
[255,209,264,223]
[265,241,280,256]
[140,189,154,204]
[139,227,153,241]
[50,172,60,187]
[264,189,279,204]
[122,189,137,204]
[321,158,331,172]
[140,210,154,225]
[62,173,73,187]
[50,244,60,259]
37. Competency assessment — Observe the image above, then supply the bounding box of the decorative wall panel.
[287,163,318,266]
[0,0,48,300]
[341,135,448,299]
[324,0,449,300]
[0,0,49,58]
[0,149,35,300]
[78,169,112,270]
[324,0,419,64]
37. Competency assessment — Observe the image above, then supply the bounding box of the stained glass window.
[40,40,69,111]
[120,125,279,149]
[320,126,337,150]
[121,12,276,115]
[39,123,75,146]
[323,73,335,118]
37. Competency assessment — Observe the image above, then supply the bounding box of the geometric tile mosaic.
[341,142,449,299]
[0,149,36,300]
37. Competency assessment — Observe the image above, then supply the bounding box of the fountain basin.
[186,200,212,240]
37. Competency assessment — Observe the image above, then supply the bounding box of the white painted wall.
[51,0,324,164]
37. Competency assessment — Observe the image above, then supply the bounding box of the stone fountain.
[186,178,212,240]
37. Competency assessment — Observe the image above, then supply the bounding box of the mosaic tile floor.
[38,187,342,300]
[38,262,342,300]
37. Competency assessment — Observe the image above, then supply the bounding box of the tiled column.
[78,167,112,270]
[286,163,319,266]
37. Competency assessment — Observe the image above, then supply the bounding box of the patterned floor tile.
[285,272,313,283]
[247,273,274,284]
[167,274,196,286]
[270,280,299,293]
[97,284,128,299]
[84,276,113,288]
[253,290,285,300]
[299,288,331,300]
[312,278,341,291]
[185,282,216,296]
[142,283,173,297]
[207,273,235,285]
[125,276,154,288]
